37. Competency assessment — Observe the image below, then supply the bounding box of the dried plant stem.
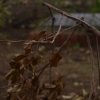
[42,23,82,41]
[35,17,51,33]
[25,40,52,44]
[47,8,55,84]
[58,23,81,53]
[0,24,82,44]
[0,80,22,89]
[52,14,64,43]
[49,66,51,84]
[0,40,28,43]
[38,63,49,78]
[96,36,100,85]
[0,40,52,44]
[48,8,55,33]
[86,32,96,100]
[60,23,81,34]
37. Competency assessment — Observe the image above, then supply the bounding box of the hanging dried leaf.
[10,93,18,100]
[44,84,56,89]
[10,71,21,84]
[24,49,31,55]
[13,54,26,62]
[7,85,21,93]
[31,55,42,67]
[31,57,38,66]
[5,69,16,80]
[28,64,33,72]
[49,52,62,67]
[36,31,46,41]
[48,91,58,100]
[13,78,39,100]
[31,76,38,86]
[52,75,64,95]
[10,61,21,69]
[9,61,16,68]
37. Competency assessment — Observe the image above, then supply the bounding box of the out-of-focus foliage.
[0,1,10,27]
[0,0,99,28]
[91,0,100,13]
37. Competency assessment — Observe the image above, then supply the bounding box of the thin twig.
[49,8,55,84]
[52,14,64,43]
[25,40,52,44]
[41,24,82,41]
[0,81,22,89]
[60,24,81,34]
[0,74,36,89]
[0,73,36,89]
[58,23,81,53]
[38,63,49,78]
[86,32,96,100]
[43,2,100,37]
[49,66,51,84]
[96,36,100,86]
[0,40,52,44]
[16,93,21,100]
[0,40,28,43]
[48,8,55,33]
[35,17,51,33]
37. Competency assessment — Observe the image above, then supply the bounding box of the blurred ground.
[0,43,100,100]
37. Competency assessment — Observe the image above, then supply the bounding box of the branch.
[96,36,100,86]
[42,24,82,41]
[52,14,64,43]
[86,32,96,100]
[60,24,81,34]
[48,8,55,33]
[0,81,22,89]
[58,23,81,53]
[30,40,52,44]
[0,40,28,43]
[35,17,51,33]
[38,63,49,78]
[42,2,100,37]
[0,40,53,46]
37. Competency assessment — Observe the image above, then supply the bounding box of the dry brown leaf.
[49,52,62,67]
[5,69,16,80]
[36,31,46,41]
[13,54,26,62]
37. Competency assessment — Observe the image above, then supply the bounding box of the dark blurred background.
[0,0,100,39]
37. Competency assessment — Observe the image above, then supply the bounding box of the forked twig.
[41,23,82,41]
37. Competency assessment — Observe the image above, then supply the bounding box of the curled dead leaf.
[36,31,46,41]
[13,54,26,62]
[49,52,62,67]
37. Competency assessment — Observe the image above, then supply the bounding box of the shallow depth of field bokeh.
[0,0,100,100]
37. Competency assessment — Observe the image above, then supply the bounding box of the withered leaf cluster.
[5,30,63,100]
